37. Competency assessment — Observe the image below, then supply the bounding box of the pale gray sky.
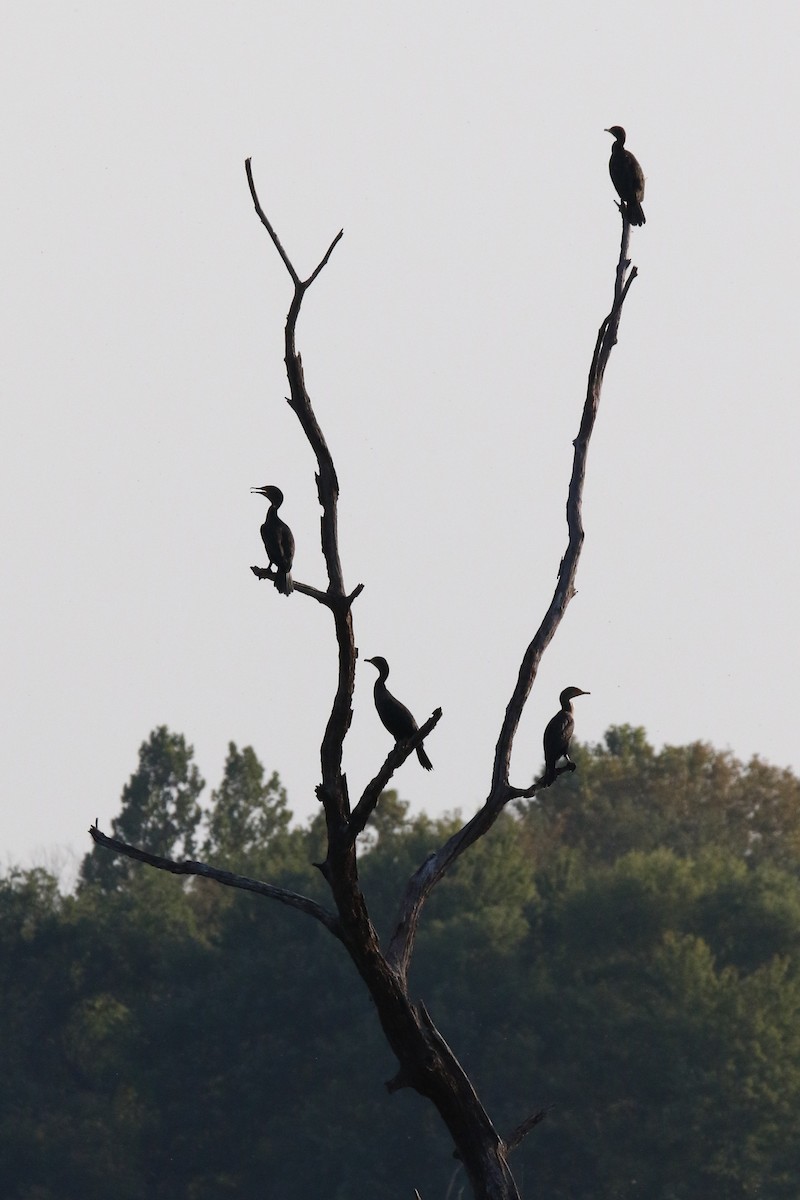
[3,1,799,872]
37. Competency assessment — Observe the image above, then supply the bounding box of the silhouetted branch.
[504,1107,551,1153]
[348,708,444,843]
[245,158,342,290]
[88,825,342,937]
[250,566,364,610]
[246,160,355,820]
[511,761,576,800]
[386,217,639,980]
[490,222,635,794]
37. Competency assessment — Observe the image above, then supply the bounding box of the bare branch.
[490,221,635,795]
[246,160,355,822]
[249,566,336,606]
[250,566,365,611]
[245,159,343,291]
[386,218,639,979]
[504,1107,551,1153]
[245,158,300,286]
[306,228,345,287]
[88,825,342,938]
[348,708,444,844]
[509,761,576,800]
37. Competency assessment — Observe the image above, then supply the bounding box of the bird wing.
[276,521,295,569]
[377,686,418,741]
[627,151,645,200]
[543,711,574,763]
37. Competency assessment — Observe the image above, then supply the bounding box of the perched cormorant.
[251,485,294,595]
[605,126,646,226]
[365,656,433,770]
[541,687,590,786]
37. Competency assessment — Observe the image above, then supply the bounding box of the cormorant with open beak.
[251,485,294,595]
[541,687,590,786]
[605,126,646,226]
[365,656,433,770]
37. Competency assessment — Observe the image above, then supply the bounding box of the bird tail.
[627,200,645,226]
[416,744,433,771]
[276,571,293,596]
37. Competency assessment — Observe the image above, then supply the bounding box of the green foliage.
[81,726,205,890]
[203,741,291,871]
[5,724,800,1198]
[522,724,800,871]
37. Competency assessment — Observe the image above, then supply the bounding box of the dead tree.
[90,159,638,1200]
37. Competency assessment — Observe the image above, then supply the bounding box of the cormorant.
[541,687,590,786]
[605,126,646,226]
[251,485,294,595]
[365,656,433,770]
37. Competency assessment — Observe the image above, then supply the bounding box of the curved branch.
[386,217,639,979]
[88,825,343,938]
[490,219,635,793]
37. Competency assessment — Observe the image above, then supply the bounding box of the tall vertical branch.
[491,219,636,791]
[245,159,352,813]
[386,218,638,979]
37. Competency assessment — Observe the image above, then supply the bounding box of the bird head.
[560,686,590,705]
[251,485,284,506]
[605,126,626,143]
[365,656,389,675]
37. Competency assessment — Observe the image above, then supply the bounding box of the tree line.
[3,724,800,1199]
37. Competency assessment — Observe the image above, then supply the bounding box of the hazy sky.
[3,1,799,876]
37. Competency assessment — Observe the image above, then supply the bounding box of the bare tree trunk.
[90,161,639,1200]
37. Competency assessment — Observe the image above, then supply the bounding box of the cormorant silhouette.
[605,126,646,226]
[251,485,294,595]
[365,656,433,770]
[541,687,590,786]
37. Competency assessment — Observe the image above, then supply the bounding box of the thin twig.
[306,229,345,287]
[504,1106,551,1153]
[245,158,300,286]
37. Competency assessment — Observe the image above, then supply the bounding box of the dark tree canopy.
[523,723,800,870]
[203,742,290,868]
[81,727,204,891]
[5,727,800,1200]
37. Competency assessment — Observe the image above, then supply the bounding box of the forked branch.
[246,160,355,822]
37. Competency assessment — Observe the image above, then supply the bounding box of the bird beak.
[251,486,268,495]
